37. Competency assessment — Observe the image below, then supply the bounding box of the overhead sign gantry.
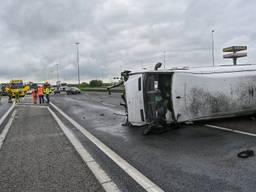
[223,46,247,65]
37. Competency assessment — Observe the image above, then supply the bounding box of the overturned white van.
[124,64,256,128]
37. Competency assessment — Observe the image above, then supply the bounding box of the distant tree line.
[70,80,112,88]
[89,80,103,87]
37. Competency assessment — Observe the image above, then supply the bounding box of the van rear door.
[125,74,145,126]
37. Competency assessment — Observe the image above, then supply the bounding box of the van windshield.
[11,83,23,89]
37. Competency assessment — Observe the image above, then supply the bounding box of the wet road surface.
[1,93,256,191]
[0,99,104,192]
[49,92,256,192]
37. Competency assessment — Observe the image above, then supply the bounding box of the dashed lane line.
[16,104,48,108]
[50,102,165,192]
[0,110,16,150]
[205,124,256,137]
[47,107,120,192]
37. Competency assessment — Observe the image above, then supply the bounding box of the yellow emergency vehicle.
[6,80,30,97]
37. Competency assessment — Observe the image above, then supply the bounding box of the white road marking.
[16,102,33,105]
[47,107,120,192]
[16,104,48,108]
[101,102,117,107]
[0,103,15,127]
[50,102,165,192]
[0,110,16,150]
[205,124,256,137]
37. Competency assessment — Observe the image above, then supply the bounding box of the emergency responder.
[32,88,38,104]
[14,89,20,103]
[7,86,12,103]
[107,70,131,126]
[44,85,50,103]
[38,85,44,104]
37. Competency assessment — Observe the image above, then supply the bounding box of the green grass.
[70,84,124,92]
[80,87,124,92]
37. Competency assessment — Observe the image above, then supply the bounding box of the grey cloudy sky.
[0,0,255,83]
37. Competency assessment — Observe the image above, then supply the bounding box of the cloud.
[0,0,254,83]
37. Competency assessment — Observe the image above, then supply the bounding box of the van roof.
[129,64,256,75]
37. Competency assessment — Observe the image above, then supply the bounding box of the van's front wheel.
[143,124,153,135]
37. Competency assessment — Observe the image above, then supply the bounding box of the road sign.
[223,52,247,59]
[223,45,247,65]
[223,46,247,52]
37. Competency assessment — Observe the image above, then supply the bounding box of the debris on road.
[250,117,256,121]
[237,150,254,158]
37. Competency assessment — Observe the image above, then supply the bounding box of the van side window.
[138,77,141,91]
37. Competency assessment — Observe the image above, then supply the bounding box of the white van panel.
[125,74,146,126]
[172,71,256,122]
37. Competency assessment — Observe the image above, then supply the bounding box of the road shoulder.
[0,105,104,192]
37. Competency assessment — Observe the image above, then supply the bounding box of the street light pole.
[211,30,215,67]
[56,64,59,82]
[163,50,166,69]
[75,42,80,88]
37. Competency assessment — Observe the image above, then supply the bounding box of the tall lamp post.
[75,42,80,88]
[56,64,59,83]
[163,50,166,69]
[211,30,215,67]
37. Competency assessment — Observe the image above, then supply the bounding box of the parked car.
[1,91,8,96]
[66,87,81,95]
[26,90,33,95]
[53,86,67,94]
[53,88,60,94]
[59,86,69,92]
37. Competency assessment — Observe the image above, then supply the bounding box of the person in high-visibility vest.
[6,86,12,103]
[15,89,20,103]
[44,86,50,103]
[37,85,44,104]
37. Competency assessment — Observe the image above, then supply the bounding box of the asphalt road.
[1,93,256,192]
[49,92,256,192]
[0,100,104,192]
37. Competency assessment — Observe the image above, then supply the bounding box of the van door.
[125,74,145,126]
[143,73,174,125]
